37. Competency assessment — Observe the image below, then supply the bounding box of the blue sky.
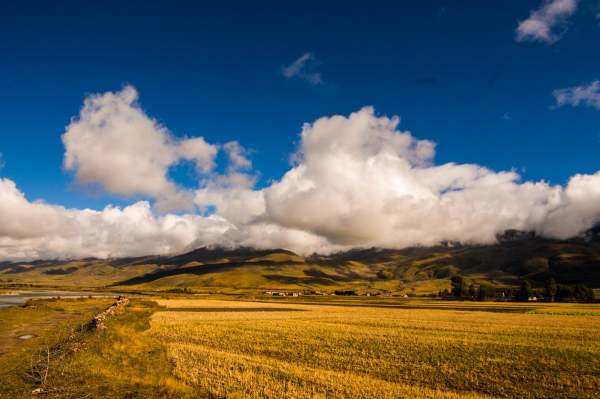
[1,1,599,208]
[2,1,600,259]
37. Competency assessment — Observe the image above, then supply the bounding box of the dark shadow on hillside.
[111,260,302,286]
[262,274,337,286]
[107,247,299,269]
[262,267,370,286]
[111,262,244,286]
[44,267,78,275]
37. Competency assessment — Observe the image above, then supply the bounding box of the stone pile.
[87,296,129,331]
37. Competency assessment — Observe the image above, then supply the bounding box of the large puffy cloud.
[516,0,578,44]
[264,107,600,248]
[0,177,330,260]
[62,85,217,212]
[2,86,600,260]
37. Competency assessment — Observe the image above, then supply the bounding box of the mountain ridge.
[1,230,599,293]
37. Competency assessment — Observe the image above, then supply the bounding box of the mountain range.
[1,228,599,294]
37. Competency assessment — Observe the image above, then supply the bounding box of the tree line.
[438,276,596,302]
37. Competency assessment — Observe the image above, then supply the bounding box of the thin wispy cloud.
[552,80,600,109]
[516,0,578,44]
[282,53,322,85]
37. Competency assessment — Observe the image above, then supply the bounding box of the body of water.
[0,290,126,308]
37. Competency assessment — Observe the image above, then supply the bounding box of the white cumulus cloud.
[263,107,599,249]
[62,85,218,212]
[516,0,578,44]
[2,86,600,260]
[0,178,233,260]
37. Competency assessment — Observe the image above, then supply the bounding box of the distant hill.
[1,231,599,294]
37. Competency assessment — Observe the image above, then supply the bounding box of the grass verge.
[0,298,113,398]
[1,299,194,399]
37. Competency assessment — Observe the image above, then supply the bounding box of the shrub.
[334,290,357,296]
[376,270,394,280]
[545,278,557,302]
[451,276,469,298]
[468,284,478,299]
[556,284,574,299]
[478,284,496,301]
[574,284,595,302]
[516,281,532,301]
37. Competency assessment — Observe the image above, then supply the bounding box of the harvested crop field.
[150,299,600,398]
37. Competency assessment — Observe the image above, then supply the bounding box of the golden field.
[2,297,599,398]
[149,299,600,399]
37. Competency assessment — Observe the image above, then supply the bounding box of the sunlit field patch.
[150,299,600,398]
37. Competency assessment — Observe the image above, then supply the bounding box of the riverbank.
[0,290,129,308]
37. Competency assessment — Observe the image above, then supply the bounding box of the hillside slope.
[1,232,599,293]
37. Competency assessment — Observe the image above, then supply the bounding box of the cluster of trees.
[334,290,358,296]
[439,276,596,302]
[555,283,595,302]
[437,276,498,301]
[165,287,195,294]
[519,278,594,302]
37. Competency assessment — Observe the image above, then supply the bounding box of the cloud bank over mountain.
[1,85,600,260]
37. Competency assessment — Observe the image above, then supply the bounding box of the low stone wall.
[87,296,129,331]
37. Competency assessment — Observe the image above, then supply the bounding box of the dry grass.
[150,299,600,398]
[0,298,114,398]
[3,297,599,398]
[0,299,194,399]
[56,300,194,398]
